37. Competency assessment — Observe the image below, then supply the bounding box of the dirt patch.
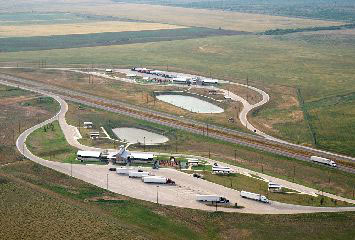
[289,110,304,122]
[0,96,37,105]
[222,228,252,240]
[278,95,299,109]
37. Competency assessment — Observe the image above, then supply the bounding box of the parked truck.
[116,167,133,175]
[196,195,229,204]
[129,171,149,178]
[142,176,175,184]
[310,156,337,167]
[240,191,269,203]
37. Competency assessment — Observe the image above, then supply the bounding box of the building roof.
[131,152,154,159]
[77,150,101,158]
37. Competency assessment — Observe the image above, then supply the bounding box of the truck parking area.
[65,163,354,214]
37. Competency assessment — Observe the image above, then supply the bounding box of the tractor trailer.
[142,176,175,184]
[129,171,149,178]
[196,195,229,203]
[310,156,337,167]
[240,191,269,203]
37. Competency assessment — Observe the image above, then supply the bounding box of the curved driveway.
[2,79,354,214]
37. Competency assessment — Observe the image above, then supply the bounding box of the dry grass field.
[61,3,344,32]
[0,21,185,37]
[0,1,343,32]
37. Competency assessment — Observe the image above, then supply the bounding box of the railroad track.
[0,74,354,173]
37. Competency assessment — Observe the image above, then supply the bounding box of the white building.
[76,150,101,162]
[116,146,154,163]
[83,122,93,129]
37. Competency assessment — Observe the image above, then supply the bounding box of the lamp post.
[156,186,159,204]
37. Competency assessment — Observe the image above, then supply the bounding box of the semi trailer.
[310,156,337,167]
[142,176,175,184]
[196,195,229,203]
[129,171,149,178]
[240,191,269,203]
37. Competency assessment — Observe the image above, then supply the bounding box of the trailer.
[129,171,149,178]
[116,167,134,175]
[212,166,231,175]
[240,191,269,203]
[310,156,337,167]
[196,195,229,203]
[142,176,175,184]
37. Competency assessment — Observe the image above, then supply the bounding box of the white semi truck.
[196,195,229,204]
[116,167,134,175]
[310,156,337,167]
[129,171,149,178]
[240,191,269,203]
[142,176,175,184]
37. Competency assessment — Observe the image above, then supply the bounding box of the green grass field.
[26,121,77,163]
[0,27,243,52]
[1,160,355,240]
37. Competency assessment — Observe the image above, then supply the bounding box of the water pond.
[112,127,169,145]
[156,94,224,113]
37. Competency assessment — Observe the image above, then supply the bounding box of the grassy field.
[1,160,355,240]
[166,0,355,22]
[0,27,243,52]
[26,121,77,163]
[0,21,185,37]
[0,85,59,165]
[64,102,355,200]
[0,1,343,32]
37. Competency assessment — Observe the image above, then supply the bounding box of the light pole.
[143,136,146,152]
[70,158,73,177]
[106,173,109,190]
[156,186,159,204]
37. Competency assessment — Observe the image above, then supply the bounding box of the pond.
[156,94,224,113]
[112,127,169,145]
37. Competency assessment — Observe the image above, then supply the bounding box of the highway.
[0,72,354,174]
[8,79,355,213]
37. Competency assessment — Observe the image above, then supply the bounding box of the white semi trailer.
[240,191,269,203]
[129,171,149,178]
[310,156,337,167]
[116,167,133,175]
[196,195,229,203]
[142,176,175,184]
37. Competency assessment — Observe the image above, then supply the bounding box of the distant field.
[0,21,185,37]
[162,0,355,23]
[0,1,343,32]
[0,27,243,52]
[62,3,344,32]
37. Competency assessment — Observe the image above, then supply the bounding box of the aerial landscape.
[0,0,354,239]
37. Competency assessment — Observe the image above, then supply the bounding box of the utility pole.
[175,132,178,153]
[71,158,73,177]
[293,165,296,182]
[234,149,237,161]
[106,173,109,190]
